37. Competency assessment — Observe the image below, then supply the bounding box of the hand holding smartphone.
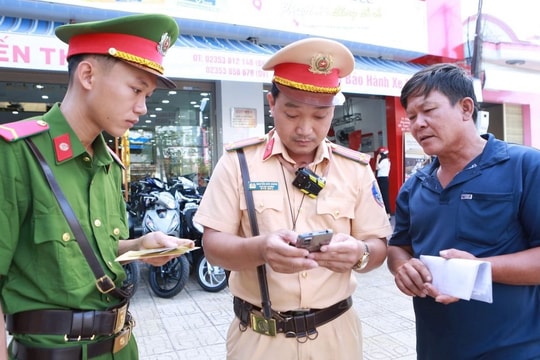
[295,229,333,252]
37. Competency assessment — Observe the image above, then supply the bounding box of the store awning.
[1,15,423,74]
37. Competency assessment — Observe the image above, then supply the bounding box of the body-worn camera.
[292,167,326,198]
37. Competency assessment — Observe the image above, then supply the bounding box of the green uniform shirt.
[0,104,138,359]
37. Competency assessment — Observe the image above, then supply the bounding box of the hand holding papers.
[115,245,199,262]
[420,255,493,303]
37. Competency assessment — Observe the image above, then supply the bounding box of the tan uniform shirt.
[195,132,392,311]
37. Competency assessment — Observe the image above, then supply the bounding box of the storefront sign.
[0,34,67,71]
[0,32,414,96]
[46,0,428,53]
[231,107,257,128]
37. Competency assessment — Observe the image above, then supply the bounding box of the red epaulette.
[225,135,267,152]
[327,140,371,165]
[0,119,49,142]
[107,147,126,170]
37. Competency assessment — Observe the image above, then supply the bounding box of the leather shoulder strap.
[237,149,272,320]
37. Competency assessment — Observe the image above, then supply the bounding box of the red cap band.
[272,63,340,94]
[67,33,163,74]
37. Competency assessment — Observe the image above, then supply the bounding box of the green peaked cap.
[56,13,179,88]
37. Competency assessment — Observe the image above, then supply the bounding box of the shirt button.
[62,232,71,242]
[301,271,308,278]
[334,210,340,217]
[94,219,102,227]
[113,228,120,236]
[83,156,91,162]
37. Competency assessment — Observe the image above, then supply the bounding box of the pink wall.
[483,90,539,148]
[426,0,464,59]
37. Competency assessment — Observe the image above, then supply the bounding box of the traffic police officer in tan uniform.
[0,14,194,359]
[194,38,393,359]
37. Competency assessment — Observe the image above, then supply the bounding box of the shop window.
[0,79,216,188]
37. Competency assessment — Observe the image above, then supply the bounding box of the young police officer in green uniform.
[0,14,194,359]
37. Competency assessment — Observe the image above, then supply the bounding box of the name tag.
[248,181,279,191]
[461,194,473,200]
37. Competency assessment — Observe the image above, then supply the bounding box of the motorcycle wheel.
[148,256,189,298]
[196,256,227,292]
[122,261,140,296]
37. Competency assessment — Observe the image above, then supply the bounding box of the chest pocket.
[248,187,284,212]
[30,214,97,291]
[457,191,515,246]
[317,196,355,220]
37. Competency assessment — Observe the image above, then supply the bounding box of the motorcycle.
[172,176,228,292]
[142,189,190,299]
[175,185,227,293]
[127,177,168,238]
[126,176,227,298]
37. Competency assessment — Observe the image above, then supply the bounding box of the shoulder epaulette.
[0,119,49,142]
[107,147,126,170]
[328,141,371,165]
[225,135,267,152]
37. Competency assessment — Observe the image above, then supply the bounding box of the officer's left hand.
[307,233,361,273]
[138,231,195,266]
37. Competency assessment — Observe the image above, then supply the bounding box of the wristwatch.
[353,241,370,271]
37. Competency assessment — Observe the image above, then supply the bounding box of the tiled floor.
[130,262,417,360]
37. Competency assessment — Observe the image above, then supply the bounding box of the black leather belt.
[6,302,129,340]
[10,314,134,360]
[233,296,352,340]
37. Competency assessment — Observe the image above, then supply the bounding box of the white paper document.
[420,255,493,303]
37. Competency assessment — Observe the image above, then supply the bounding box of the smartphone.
[296,229,333,252]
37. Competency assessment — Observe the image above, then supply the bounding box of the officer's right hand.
[262,230,318,274]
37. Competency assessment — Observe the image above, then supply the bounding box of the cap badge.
[157,32,172,56]
[309,54,334,75]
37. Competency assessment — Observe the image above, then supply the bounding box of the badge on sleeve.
[372,181,385,208]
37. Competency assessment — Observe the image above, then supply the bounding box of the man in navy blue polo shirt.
[388,63,540,359]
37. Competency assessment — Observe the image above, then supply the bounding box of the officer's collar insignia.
[309,54,334,75]
[262,137,275,160]
[157,32,172,56]
[53,133,73,162]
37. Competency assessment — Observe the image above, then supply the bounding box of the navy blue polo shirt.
[390,133,540,359]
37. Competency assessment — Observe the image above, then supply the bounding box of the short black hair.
[67,54,119,84]
[270,82,280,98]
[400,63,479,121]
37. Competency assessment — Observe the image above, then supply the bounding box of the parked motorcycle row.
[124,175,227,298]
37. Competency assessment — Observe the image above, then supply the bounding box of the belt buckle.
[96,275,116,294]
[250,311,277,336]
[113,304,128,334]
[112,326,131,353]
